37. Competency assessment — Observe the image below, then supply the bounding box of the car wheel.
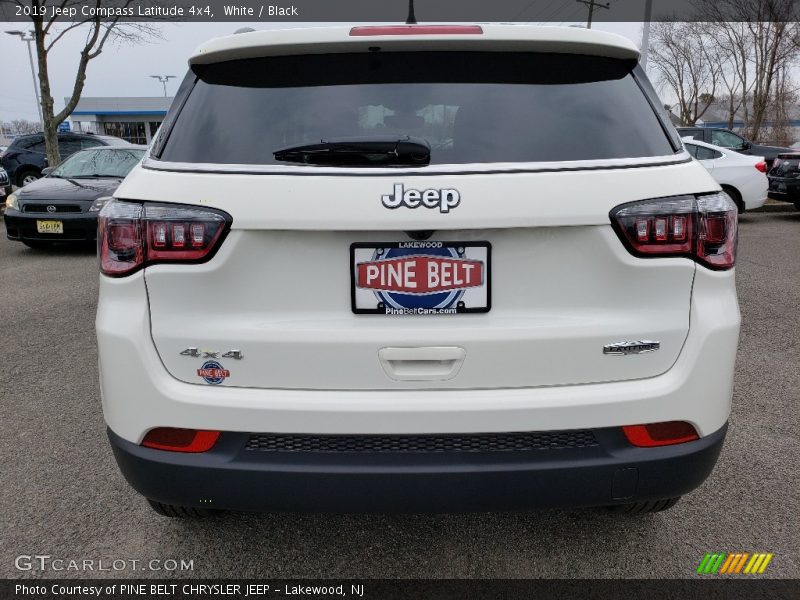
[721,187,744,213]
[146,499,222,518]
[605,497,681,514]
[22,240,51,249]
[17,170,41,187]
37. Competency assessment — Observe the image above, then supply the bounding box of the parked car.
[4,146,146,248]
[677,127,791,167]
[0,167,11,200]
[0,132,130,187]
[98,25,739,518]
[682,138,767,212]
[767,153,800,210]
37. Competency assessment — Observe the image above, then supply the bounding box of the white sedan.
[683,137,768,212]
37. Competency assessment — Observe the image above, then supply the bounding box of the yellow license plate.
[36,220,64,234]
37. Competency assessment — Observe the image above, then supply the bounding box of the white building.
[66,96,173,145]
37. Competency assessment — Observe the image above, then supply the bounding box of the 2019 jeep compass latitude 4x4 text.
[97,25,740,517]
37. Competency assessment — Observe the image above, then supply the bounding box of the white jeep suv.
[96,24,740,517]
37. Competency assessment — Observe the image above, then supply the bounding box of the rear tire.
[721,187,744,213]
[606,497,681,514]
[16,169,40,187]
[146,499,221,518]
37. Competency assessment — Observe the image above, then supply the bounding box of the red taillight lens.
[98,200,231,277]
[622,422,699,447]
[350,25,483,36]
[755,161,767,173]
[141,428,221,453]
[610,193,737,270]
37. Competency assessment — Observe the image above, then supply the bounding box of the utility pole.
[406,0,417,24]
[5,30,43,124]
[149,75,176,97]
[575,0,610,29]
[640,0,654,69]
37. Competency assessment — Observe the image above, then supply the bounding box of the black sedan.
[677,127,791,167]
[4,146,146,248]
[767,153,800,210]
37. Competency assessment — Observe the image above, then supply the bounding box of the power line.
[515,0,558,22]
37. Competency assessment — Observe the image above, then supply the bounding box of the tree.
[2,119,41,135]
[649,21,722,126]
[10,0,161,166]
[697,0,800,140]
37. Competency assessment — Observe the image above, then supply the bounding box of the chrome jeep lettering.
[382,184,461,213]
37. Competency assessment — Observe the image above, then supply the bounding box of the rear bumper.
[767,180,800,202]
[4,209,98,242]
[767,190,800,203]
[109,424,727,513]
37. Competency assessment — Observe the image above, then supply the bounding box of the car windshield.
[51,148,145,178]
[158,52,677,166]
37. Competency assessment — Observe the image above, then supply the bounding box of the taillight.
[98,200,231,277]
[349,25,483,36]
[622,422,699,447]
[141,428,221,453]
[755,161,767,173]
[610,192,737,270]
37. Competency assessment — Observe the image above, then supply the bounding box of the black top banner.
[0,0,798,23]
[4,579,800,600]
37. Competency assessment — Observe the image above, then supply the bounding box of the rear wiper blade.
[71,174,122,179]
[273,136,431,166]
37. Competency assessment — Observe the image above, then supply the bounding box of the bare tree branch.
[14,0,163,165]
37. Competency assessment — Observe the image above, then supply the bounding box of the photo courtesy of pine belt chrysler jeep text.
[96,24,740,517]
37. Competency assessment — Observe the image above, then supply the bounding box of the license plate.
[351,241,491,315]
[36,220,63,234]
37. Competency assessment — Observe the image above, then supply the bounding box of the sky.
[0,21,645,123]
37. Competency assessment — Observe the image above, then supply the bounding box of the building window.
[149,121,162,138]
[103,121,147,144]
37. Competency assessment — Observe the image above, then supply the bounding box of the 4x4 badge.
[382,184,460,213]
[181,347,244,360]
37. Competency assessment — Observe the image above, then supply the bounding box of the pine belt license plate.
[351,241,491,315]
[36,220,63,234]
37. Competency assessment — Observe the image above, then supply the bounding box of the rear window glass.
[159,52,676,166]
[686,144,721,160]
[771,157,800,176]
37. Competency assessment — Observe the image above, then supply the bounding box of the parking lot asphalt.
[0,210,798,580]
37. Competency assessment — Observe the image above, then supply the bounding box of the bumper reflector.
[622,421,699,447]
[141,428,221,453]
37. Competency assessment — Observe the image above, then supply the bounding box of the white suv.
[96,25,740,517]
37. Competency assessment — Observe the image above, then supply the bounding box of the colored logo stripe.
[697,553,726,574]
[699,552,773,574]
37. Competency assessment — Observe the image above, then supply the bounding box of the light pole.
[640,0,654,69]
[149,75,176,97]
[5,30,43,124]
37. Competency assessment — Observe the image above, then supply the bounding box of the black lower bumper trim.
[108,424,727,513]
[4,211,97,242]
